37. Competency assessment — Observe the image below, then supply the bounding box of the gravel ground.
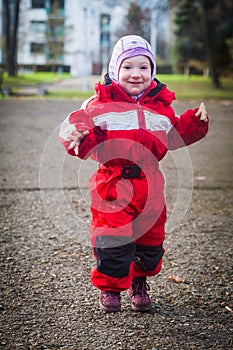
[0,99,232,350]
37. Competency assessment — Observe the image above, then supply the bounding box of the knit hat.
[108,35,156,83]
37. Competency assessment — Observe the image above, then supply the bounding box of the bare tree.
[201,0,220,88]
[116,2,150,41]
[171,0,233,88]
[2,0,21,76]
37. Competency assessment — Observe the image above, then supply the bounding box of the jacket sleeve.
[168,108,209,150]
[59,109,105,159]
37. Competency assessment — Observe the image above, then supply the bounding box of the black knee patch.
[94,236,136,278]
[133,244,164,271]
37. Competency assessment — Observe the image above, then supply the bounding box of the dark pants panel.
[94,236,136,278]
[133,244,164,271]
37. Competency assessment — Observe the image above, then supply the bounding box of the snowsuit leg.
[132,207,166,278]
[89,169,166,292]
[89,204,136,292]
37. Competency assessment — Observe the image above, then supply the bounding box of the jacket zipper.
[137,101,146,129]
[137,101,146,167]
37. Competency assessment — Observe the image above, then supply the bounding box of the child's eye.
[141,65,149,70]
[123,65,131,70]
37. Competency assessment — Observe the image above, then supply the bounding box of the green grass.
[157,75,233,100]
[47,90,94,99]
[2,72,233,100]
[3,72,70,87]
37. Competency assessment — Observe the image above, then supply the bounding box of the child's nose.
[131,69,141,77]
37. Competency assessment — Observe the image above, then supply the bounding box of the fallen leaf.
[225,306,233,313]
[195,176,206,181]
[167,275,187,283]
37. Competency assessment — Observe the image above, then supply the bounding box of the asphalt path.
[0,98,232,349]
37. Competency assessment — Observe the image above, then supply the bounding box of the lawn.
[157,74,233,100]
[2,72,233,100]
[2,72,70,86]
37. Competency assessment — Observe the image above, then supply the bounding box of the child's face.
[118,55,152,95]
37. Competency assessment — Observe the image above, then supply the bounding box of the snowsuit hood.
[108,35,156,82]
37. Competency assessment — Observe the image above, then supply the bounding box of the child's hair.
[108,35,156,83]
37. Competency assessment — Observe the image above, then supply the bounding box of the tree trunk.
[201,0,221,89]
[2,0,21,77]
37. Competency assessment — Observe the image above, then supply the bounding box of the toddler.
[59,35,208,312]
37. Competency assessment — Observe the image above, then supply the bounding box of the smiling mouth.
[128,82,143,84]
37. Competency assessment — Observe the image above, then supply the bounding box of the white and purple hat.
[108,35,156,83]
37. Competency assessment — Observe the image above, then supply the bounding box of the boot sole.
[99,300,121,312]
[128,291,152,312]
[131,303,152,312]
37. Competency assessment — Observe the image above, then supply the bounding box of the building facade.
[15,0,129,76]
[0,0,170,76]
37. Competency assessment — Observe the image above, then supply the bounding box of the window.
[31,0,45,8]
[31,20,46,33]
[48,41,64,60]
[100,14,111,65]
[100,14,110,32]
[30,42,45,54]
[100,14,110,48]
[51,0,64,10]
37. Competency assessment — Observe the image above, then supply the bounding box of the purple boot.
[128,277,152,312]
[99,291,121,312]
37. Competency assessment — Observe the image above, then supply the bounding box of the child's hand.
[195,102,208,122]
[68,130,89,155]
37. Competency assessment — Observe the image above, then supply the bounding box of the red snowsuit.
[59,79,208,292]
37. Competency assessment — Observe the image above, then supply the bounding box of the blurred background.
[0,0,232,91]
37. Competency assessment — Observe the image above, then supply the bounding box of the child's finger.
[68,141,76,150]
[77,130,89,142]
[196,102,207,121]
[68,130,89,150]
[68,140,79,150]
